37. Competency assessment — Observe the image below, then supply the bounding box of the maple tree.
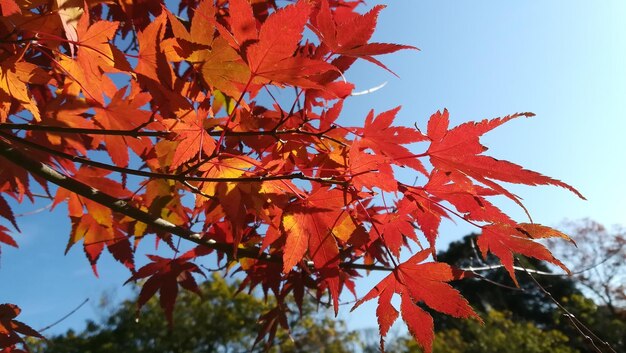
[0,0,585,352]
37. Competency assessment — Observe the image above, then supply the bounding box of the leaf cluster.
[0,0,584,351]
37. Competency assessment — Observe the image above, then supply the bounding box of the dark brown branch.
[0,123,344,143]
[0,138,266,259]
[0,132,347,185]
[0,138,582,278]
[0,138,373,272]
[0,123,167,136]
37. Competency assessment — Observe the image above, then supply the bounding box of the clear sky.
[1,0,625,338]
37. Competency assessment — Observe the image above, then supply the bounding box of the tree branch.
[0,139,587,278]
[0,138,368,272]
[517,259,617,353]
[0,132,347,185]
[0,138,260,258]
[0,123,344,143]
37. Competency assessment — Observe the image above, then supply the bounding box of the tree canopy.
[0,0,586,352]
[428,232,624,353]
[29,274,361,353]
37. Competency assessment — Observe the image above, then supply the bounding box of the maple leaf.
[0,0,20,16]
[0,225,17,258]
[69,213,135,275]
[40,95,99,155]
[352,250,479,353]
[162,2,251,98]
[478,223,572,284]
[0,304,43,349]
[127,252,206,326]
[313,0,417,73]
[282,187,344,272]
[56,0,83,56]
[163,108,217,170]
[348,146,397,192]
[195,156,256,202]
[53,167,134,274]
[227,0,258,50]
[0,195,18,231]
[198,37,251,98]
[93,87,154,167]
[425,109,585,213]
[243,0,337,88]
[369,199,420,257]
[282,186,348,312]
[134,11,191,114]
[398,186,448,250]
[0,58,48,121]
[74,10,129,72]
[424,169,514,225]
[354,107,428,174]
[135,11,171,85]
[58,8,130,104]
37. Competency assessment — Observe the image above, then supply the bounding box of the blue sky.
[1,0,625,338]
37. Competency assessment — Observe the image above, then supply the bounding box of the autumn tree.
[0,0,584,352]
[434,234,581,328]
[29,273,361,353]
[389,310,578,353]
[549,219,626,315]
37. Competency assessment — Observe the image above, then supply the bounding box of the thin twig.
[516,258,617,353]
[38,298,89,333]
[14,202,52,217]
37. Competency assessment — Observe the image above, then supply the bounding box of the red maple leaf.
[478,223,573,284]
[313,0,417,73]
[126,250,207,326]
[425,109,584,201]
[423,169,514,225]
[352,249,479,353]
[241,0,337,88]
[0,195,18,232]
[281,186,349,312]
[353,107,428,175]
[0,0,20,16]
[0,225,17,259]
[348,146,397,192]
[53,167,134,274]
[369,199,420,258]
[60,8,130,104]
[0,304,42,349]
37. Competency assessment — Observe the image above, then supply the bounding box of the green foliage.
[556,295,626,352]
[29,273,360,353]
[393,310,578,353]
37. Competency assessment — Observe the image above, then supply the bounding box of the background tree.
[29,273,361,353]
[435,234,580,327]
[554,294,625,353]
[549,219,626,315]
[390,310,578,353]
[367,231,624,353]
[0,0,585,351]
